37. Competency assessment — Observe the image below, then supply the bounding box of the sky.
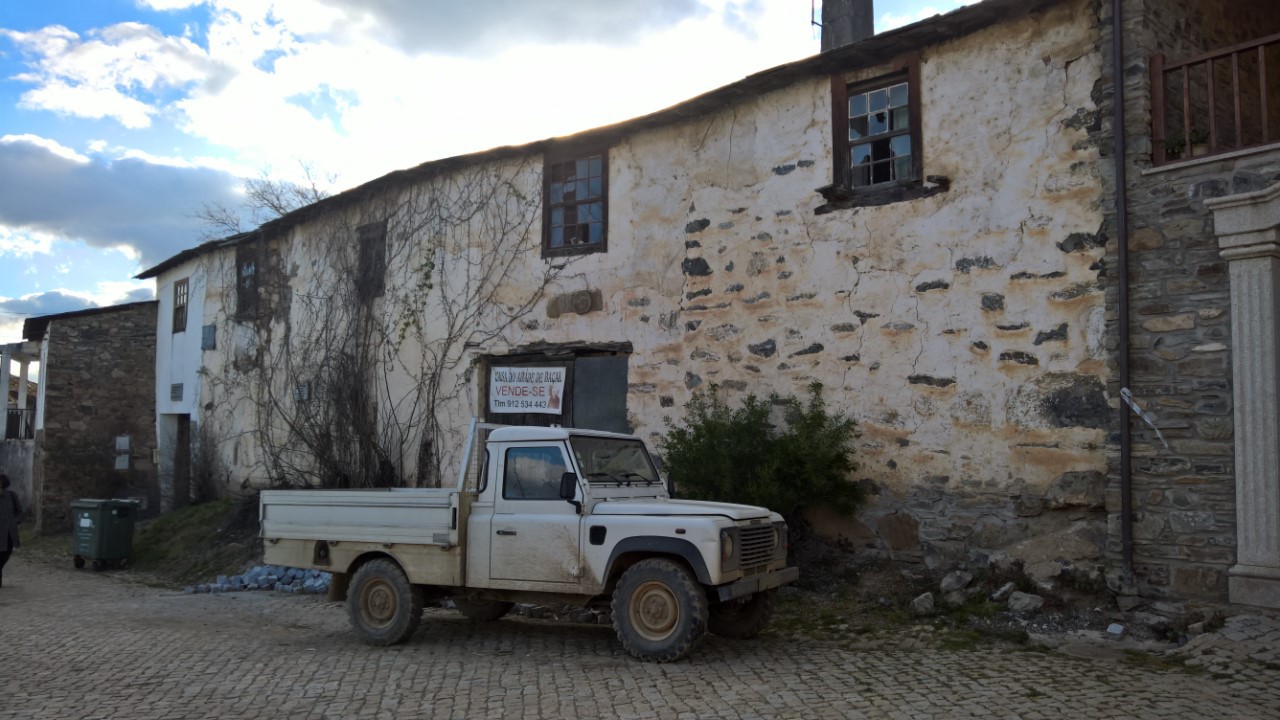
[0,0,972,346]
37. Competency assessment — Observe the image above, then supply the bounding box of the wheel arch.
[603,537,712,594]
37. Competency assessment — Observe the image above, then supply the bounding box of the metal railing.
[5,408,33,440]
[1151,32,1280,165]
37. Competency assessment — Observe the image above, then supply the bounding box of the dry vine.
[198,157,568,490]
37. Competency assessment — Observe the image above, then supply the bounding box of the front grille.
[739,525,776,570]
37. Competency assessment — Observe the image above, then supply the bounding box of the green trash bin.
[71,499,140,571]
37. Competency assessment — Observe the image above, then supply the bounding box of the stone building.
[139,0,1280,609]
[1104,0,1280,608]
[16,303,160,532]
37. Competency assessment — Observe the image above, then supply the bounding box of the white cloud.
[0,227,56,257]
[2,23,223,129]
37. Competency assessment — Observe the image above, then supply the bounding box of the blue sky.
[0,0,970,344]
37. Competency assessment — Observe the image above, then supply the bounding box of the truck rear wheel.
[612,558,708,662]
[708,590,775,639]
[452,598,514,621]
[348,559,423,645]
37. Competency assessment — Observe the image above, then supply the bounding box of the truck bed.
[260,488,459,546]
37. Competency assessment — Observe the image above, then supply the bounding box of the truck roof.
[486,425,639,443]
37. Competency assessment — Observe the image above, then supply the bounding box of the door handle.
[496,529,517,536]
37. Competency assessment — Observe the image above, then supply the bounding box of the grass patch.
[128,497,259,585]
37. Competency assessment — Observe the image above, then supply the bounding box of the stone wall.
[1100,0,1280,603]
[34,304,159,533]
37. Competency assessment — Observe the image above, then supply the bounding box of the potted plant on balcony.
[1190,128,1210,157]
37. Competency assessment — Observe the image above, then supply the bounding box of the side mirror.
[559,472,579,501]
[560,472,582,515]
[666,475,676,499]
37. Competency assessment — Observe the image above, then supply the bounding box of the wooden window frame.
[826,55,925,201]
[172,277,189,333]
[542,145,609,258]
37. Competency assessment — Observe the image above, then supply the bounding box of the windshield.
[570,436,661,485]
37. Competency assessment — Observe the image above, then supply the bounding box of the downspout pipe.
[1111,0,1134,581]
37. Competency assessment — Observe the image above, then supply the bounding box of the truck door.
[489,443,582,586]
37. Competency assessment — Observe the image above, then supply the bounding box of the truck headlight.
[720,530,735,562]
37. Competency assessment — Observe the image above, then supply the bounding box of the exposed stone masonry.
[34,304,158,533]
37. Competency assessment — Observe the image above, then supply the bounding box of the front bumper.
[714,566,800,602]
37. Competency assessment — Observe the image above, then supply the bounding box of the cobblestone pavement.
[2,555,1279,720]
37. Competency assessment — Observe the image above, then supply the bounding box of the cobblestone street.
[2,555,1278,720]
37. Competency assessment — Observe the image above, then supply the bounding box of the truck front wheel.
[708,590,775,639]
[612,558,708,662]
[348,559,423,645]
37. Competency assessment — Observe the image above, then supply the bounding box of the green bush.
[660,382,864,526]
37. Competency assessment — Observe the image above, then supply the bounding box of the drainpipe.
[1111,0,1134,582]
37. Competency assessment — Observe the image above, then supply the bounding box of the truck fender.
[604,537,712,587]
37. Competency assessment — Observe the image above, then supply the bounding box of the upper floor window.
[356,220,386,301]
[172,278,189,333]
[235,243,259,320]
[847,79,914,187]
[544,149,607,257]
[824,57,928,208]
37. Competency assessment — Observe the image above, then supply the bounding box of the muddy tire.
[612,558,708,662]
[708,591,774,639]
[452,598,514,621]
[347,559,423,646]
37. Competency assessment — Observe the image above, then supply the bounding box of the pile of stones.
[184,565,331,595]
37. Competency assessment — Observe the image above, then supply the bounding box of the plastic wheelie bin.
[71,499,140,571]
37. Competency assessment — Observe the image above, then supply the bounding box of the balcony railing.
[5,408,33,440]
[1151,33,1280,165]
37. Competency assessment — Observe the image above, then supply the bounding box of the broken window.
[830,60,922,191]
[543,148,607,257]
[172,278,189,333]
[356,220,386,301]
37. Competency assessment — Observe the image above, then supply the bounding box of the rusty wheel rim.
[359,578,397,628]
[630,580,679,642]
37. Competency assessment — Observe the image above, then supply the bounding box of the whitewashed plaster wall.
[196,0,1110,568]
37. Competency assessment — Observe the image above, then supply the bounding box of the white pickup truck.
[259,422,798,662]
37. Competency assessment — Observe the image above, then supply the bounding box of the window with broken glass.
[826,60,923,201]
[846,79,914,187]
[543,151,607,256]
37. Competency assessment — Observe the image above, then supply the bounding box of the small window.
[201,324,217,350]
[847,80,914,187]
[170,383,184,401]
[172,278,189,333]
[235,243,259,320]
[356,220,386,300]
[503,446,568,500]
[292,381,312,403]
[830,60,922,193]
[543,149,607,257]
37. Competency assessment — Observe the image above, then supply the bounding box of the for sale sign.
[489,366,566,414]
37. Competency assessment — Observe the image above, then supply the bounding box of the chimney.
[820,0,874,52]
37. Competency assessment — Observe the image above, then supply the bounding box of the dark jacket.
[0,489,20,552]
